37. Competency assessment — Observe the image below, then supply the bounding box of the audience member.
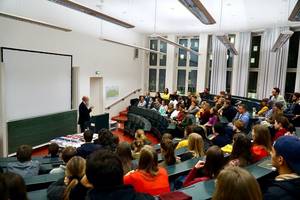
[228,133,252,167]
[86,150,154,200]
[77,130,102,159]
[251,125,272,163]
[273,115,289,141]
[270,87,287,110]
[233,104,250,129]
[161,88,170,102]
[116,142,137,175]
[205,107,218,127]
[200,88,210,99]
[211,123,231,148]
[233,119,245,134]
[48,156,88,200]
[199,102,211,125]
[183,146,224,187]
[0,174,8,200]
[7,145,40,178]
[159,139,180,167]
[94,128,116,151]
[131,140,144,160]
[192,125,212,151]
[50,146,77,174]
[212,166,262,200]
[45,143,60,159]
[166,103,175,118]
[220,99,237,122]
[158,100,168,116]
[144,92,153,109]
[176,125,194,150]
[262,136,300,200]
[3,172,28,200]
[124,145,170,195]
[180,133,205,162]
[137,96,147,108]
[135,129,151,145]
[267,102,284,124]
[258,98,270,117]
[170,103,180,119]
[187,100,200,115]
[290,92,300,127]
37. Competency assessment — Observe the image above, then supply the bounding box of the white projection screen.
[2,48,72,121]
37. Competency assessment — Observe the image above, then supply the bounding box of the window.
[148,39,167,92]
[205,35,213,89]
[247,34,261,98]
[285,31,300,100]
[225,34,236,92]
[176,36,199,95]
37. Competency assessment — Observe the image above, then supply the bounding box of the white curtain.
[210,35,227,94]
[234,32,251,97]
[257,27,289,99]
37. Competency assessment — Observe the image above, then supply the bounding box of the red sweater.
[124,167,170,196]
[183,167,210,187]
[273,128,287,142]
[251,145,269,163]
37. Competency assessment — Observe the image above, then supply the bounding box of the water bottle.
[252,107,256,117]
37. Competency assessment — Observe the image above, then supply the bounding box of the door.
[90,77,103,116]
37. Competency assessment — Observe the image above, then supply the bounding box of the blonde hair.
[135,129,147,141]
[138,145,158,176]
[212,166,262,200]
[63,156,86,200]
[187,133,205,158]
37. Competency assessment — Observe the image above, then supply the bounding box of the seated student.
[131,139,144,160]
[94,128,116,151]
[50,146,77,174]
[47,156,89,200]
[144,92,153,109]
[161,88,170,102]
[7,145,40,178]
[183,146,224,187]
[227,133,252,167]
[251,125,272,163]
[124,145,170,195]
[258,98,270,117]
[135,129,151,145]
[3,172,28,200]
[86,150,154,200]
[290,92,300,127]
[158,100,168,116]
[176,125,194,150]
[199,102,211,125]
[210,123,231,148]
[233,104,250,129]
[233,119,245,135]
[193,125,213,151]
[212,166,262,200]
[262,136,300,200]
[220,99,237,122]
[176,104,186,123]
[0,174,8,200]
[170,103,180,119]
[137,96,147,108]
[273,115,289,142]
[169,94,178,108]
[179,133,205,162]
[77,130,102,159]
[204,107,219,127]
[270,87,287,110]
[44,143,60,159]
[166,103,175,118]
[266,102,284,125]
[161,133,173,142]
[187,100,200,116]
[116,142,137,175]
[159,139,180,167]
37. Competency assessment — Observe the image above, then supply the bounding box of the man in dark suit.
[78,96,93,132]
[77,130,102,158]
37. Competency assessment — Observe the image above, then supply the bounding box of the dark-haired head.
[0,174,8,200]
[213,123,225,135]
[83,130,94,142]
[48,143,59,157]
[203,146,224,178]
[16,145,32,163]
[160,139,176,166]
[86,150,124,189]
[230,134,252,166]
[3,172,28,200]
[192,126,207,139]
[116,142,133,174]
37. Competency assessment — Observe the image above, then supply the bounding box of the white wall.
[0,15,145,156]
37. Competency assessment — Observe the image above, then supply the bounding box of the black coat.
[77,143,102,159]
[78,102,92,125]
[222,106,237,122]
[263,178,300,200]
[86,185,154,200]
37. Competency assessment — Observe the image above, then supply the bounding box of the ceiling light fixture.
[0,12,72,32]
[271,30,294,52]
[288,0,300,21]
[178,0,216,25]
[99,37,166,55]
[216,34,238,55]
[151,34,201,56]
[48,0,135,28]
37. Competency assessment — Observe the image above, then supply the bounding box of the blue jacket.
[7,160,40,178]
[77,143,102,158]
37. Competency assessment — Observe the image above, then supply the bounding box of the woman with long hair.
[124,145,170,195]
[3,172,28,200]
[212,166,262,200]
[159,139,180,167]
[251,125,272,163]
[228,133,252,167]
[179,133,205,162]
[183,145,224,187]
[116,142,137,174]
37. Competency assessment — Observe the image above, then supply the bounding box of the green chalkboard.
[7,110,77,154]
